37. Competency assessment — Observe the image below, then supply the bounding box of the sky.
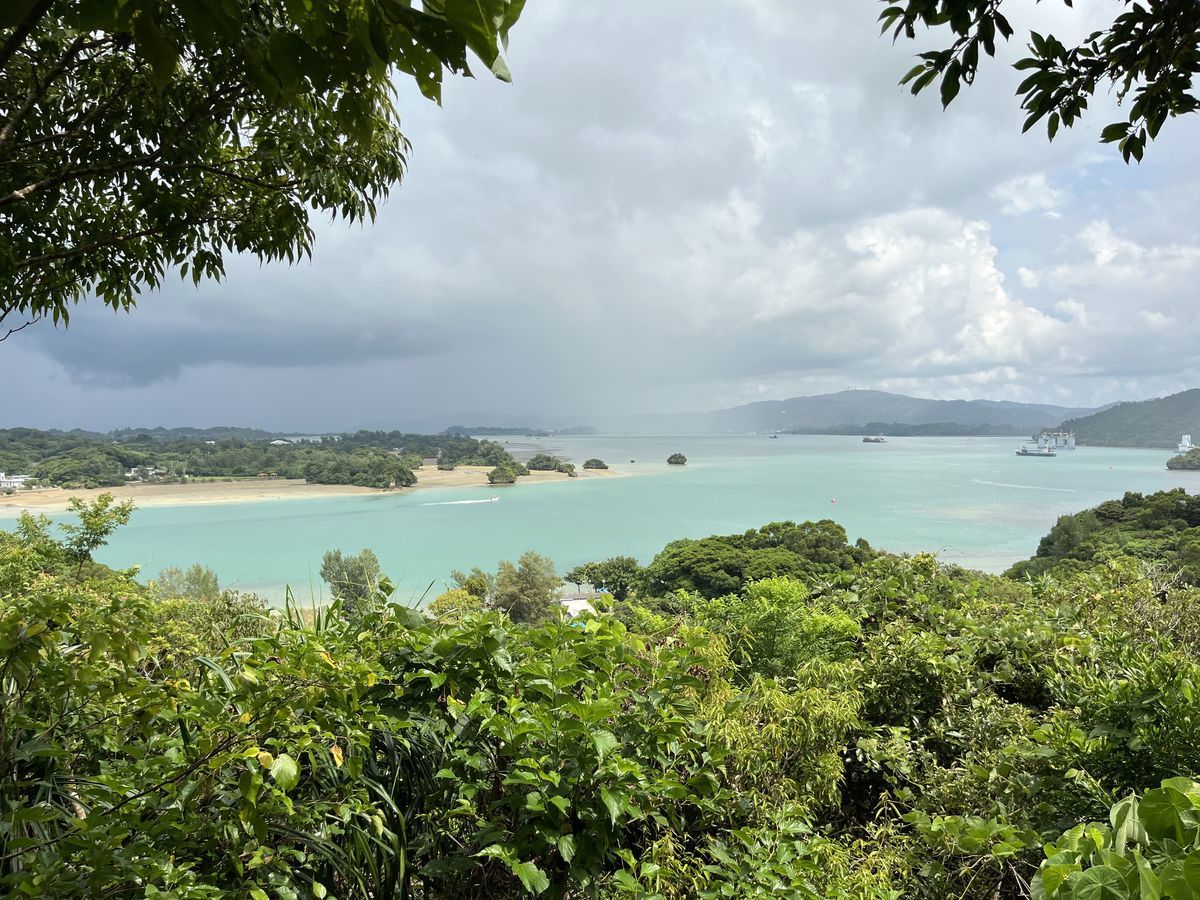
[4,0,1200,432]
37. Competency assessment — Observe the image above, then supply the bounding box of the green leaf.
[1072,866,1131,900]
[557,834,576,863]
[510,860,550,894]
[940,60,962,107]
[1100,123,1129,143]
[1139,787,1193,842]
[1161,851,1200,900]
[1133,852,1162,900]
[592,729,619,761]
[1034,861,1080,898]
[600,786,621,825]
[269,753,300,793]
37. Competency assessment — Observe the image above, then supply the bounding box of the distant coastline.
[0,465,621,515]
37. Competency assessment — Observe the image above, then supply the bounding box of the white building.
[0,472,32,490]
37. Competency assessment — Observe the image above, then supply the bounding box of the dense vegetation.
[1006,488,1200,584]
[0,427,524,489]
[667,453,687,466]
[1168,449,1200,471]
[10,490,1200,896]
[1055,390,1200,448]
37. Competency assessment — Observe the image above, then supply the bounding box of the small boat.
[862,435,886,443]
[769,434,778,440]
[1015,445,1056,457]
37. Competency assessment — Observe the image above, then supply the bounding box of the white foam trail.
[972,479,1075,493]
[421,497,501,507]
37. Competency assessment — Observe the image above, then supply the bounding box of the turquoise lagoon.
[6,435,1196,602]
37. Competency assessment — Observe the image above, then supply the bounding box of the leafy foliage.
[566,556,643,602]
[641,520,875,598]
[0,514,419,898]
[667,453,687,466]
[7,497,1200,897]
[493,551,561,623]
[1032,778,1200,899]
[881,1,1200,161]
[0,0,525,326]
[1007,489,1200,584]
[488,465,518,485]
[320,547,384,619]
[583,458,609,470]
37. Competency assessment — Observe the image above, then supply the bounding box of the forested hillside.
[1056,389,1200,447]
[1006,488,1200,583]
[7,493,1200,897]
[623,390,1097,434]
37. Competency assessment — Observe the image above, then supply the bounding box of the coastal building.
[1180,434,1195,453]
[559,591,602,617]
[0,472,31,489]
[1037,431,1076,450]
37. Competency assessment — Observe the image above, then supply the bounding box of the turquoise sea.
[6,435,1197,603]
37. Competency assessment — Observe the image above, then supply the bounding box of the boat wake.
[972,479,1075,493]
[421,497,501,507]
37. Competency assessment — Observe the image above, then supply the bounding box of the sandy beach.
[0,465,622,515]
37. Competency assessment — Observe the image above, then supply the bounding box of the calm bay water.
[9,435,1198,602]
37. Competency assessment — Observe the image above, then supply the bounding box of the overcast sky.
[4,0,1199,432]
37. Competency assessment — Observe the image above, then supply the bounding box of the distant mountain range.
[611,390,1099,435]
[1057,389,1200,448]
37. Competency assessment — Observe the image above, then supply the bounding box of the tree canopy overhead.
[0,0,525,333]
[882,0,1200,161]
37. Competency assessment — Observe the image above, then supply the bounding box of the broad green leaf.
[600,786,621,825]
[1139,787,1193,842]
[1071,866,1131,900]
[510,860,549,894]
[1132,852,1162,900]
[592,729,619,761]
[1161,851,1200,900]
[1034,862,1080,898]
[269,753,300,793]
[557,834,576,863]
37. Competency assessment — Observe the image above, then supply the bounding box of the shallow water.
[8,435,1195,602]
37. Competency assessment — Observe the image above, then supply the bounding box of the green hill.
[1056,389,1200,448]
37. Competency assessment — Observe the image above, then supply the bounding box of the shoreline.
[0,465,623,515]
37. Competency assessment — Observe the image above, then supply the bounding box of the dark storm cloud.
[3,0,1200,429]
